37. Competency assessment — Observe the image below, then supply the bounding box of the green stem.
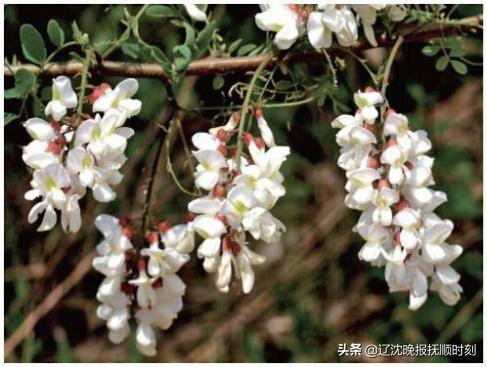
[380,36,404,106]
[235,53,273,170]
[102,4,149,58]
[76,51,91,119]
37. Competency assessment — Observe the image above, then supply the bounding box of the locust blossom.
[93,78,142,117]
[184,4,207,22]
[255,4,306,50]
[93,215,190,356]
[331,88,463,310]
[188,109,289,293]
[258,4,408,50]
[307,5,358,48]
[45,76,78,121]
[23,76,141,233]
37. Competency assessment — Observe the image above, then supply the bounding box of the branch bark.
[4,15,482,80]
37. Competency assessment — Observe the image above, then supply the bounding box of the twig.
[140,107,176,234]
[380,36,404,102]
[4,251,96,357]
[235,53,273,170]
[4,15,482,80]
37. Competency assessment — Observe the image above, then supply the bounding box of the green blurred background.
[4,4,483,362]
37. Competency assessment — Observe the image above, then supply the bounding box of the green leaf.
[146,5,177,18]
[121,42,140,59]
[449,48,466,58]
[4,88,17,99]
[422,45,440,56]
[173,44,192,61]
[195,21,216,55]
[451,60,468,75]
[19,24,46,65]
[435,55,449,71]
[212,75,224,90]
[14,68,37,98]
[237,44,256,56]
[228,38,242,54]
[47,19,64,47]
[275,80,294,90]
[4,113,18,125]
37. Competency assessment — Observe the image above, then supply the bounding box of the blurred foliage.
[4,3,483,363]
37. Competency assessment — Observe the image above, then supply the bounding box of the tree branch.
[4,15,482,80]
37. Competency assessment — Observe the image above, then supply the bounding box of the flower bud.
[377,178,391,191]
[367,156,380,169]
[50,120,61,132]
[158,220,172,233]
[146,231,159,245]
[396,197,410,211]
[255,137,266,149]
[254,109,264,119]
[216,129,230,143]
[217,145,228,156]
[231,112,241,122]
[386,108,397,117]
[90,83,110,104]
[394,231,402,246]
[185,212,195,223]
[364,86,376,93]
[152,277,163,289]
[242,132,254,147]
[119,217,129,227]
[212,184,227,198]
[47,142,62,155]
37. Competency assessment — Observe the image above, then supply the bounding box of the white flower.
[371,186,399,226]
[255,110,276,148]
[242,207,285,243]
[344,168,380,207]
[25,163,71,231]
[22,140,60,169]
[129,267,157,309]
[255,4,305,50]
[392,208,422,250]
[380,143,408,185]
[184,4,207,22]
[24,117,57,141]
[193,150,227,191]
[93,78,141,117]
[192,215,227,259]
[45,76,78,121]
[94,214,133,271]
[331,90,463,310]
[216,237,265,294]
[220,186,257,226]
[162,223,195,253]
[208,113,240,136]
[334,6,359,47]
[353,89,384,122]
[75,110,133,160]
[141,244,190,278]
[352,5,385,47]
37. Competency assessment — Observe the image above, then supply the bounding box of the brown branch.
[4,15,482,80]
[4,251,95,358]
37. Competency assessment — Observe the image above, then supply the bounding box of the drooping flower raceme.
[256,4,407,51]
[93,215,192,356]
[22,76,141,233]
[331,88,463,310]
[188,110,288,294]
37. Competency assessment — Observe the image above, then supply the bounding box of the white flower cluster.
[255,4,406,50]
[331,88,463,310]
[22,76,140,233]
[93,215,193,356]
[187,110,289,294]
